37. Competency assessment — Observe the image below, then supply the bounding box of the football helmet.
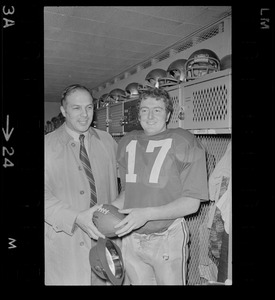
[57,112,65,126]
[108,88,126,103]
[89,238,125,285]
[46,120,54,133]
[99,93,109,107]
[220,54,231,70]
[167,59,187,83]
[145,68,174,88]
[125,82,143,98]
[92,97,99,110]
[185,49,220,80]
[51,116,61,129]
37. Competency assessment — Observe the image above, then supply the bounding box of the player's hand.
[114,207,151,237]
[75,204,106,240]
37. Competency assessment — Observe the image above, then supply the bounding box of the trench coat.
[45,124,118,285]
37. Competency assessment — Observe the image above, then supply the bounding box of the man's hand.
[75,204,105,240]
[114,207,151,237]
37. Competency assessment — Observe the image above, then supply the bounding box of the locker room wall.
[44,101,61,122]
[93,16,231,99]
[44,15,231,131]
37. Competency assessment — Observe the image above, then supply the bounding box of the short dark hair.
[137,87,173,115]
[61,84,92,106]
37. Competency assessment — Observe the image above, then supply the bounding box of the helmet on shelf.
[108,88,126,103]
[51,116,61,129]
[92,97,99,109]
[167,59,187,83]
[99,93,109,107]
[220,54,232,70]
[145,68,174,88]
[125,82,143,98]
[185,49,220,80]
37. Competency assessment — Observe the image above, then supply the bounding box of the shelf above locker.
[182,69,231,130]
[189,128,231,135]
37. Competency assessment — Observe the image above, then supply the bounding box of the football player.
[111,87,209,285]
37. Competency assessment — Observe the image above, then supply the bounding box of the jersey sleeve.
[175,134,209,201]
[116,133,132,191]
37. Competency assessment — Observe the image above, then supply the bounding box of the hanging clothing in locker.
[199,142,231,282]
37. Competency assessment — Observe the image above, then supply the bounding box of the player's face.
[61,89,94,134]
[139,97,170,136]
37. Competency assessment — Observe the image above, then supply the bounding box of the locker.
[183,69,231,132]
[109,102,124,135]
[124,98,142,133]
[94,106,108,132]
[166,84,184,129]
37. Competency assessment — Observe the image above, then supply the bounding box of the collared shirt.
[64,124,94,159]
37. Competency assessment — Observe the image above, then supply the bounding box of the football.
[92,204,126,238]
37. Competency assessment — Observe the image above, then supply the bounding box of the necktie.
[79,134,97,206]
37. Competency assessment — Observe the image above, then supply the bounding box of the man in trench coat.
[45,84,119,285]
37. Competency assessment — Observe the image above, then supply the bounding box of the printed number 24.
[126,138,172,183]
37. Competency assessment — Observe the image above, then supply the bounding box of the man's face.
[139,97,170,136]
[60,89,94,134]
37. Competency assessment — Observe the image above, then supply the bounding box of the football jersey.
[117,127,209,234]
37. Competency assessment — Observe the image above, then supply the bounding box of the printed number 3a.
[126,139,172,183]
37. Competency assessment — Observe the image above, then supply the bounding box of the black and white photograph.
[44,6,232,286]
[2,4,274,289]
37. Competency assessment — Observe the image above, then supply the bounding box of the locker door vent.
[193,84,228,123]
